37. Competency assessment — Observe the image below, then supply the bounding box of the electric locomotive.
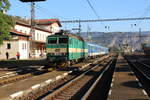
[46,31,88,67]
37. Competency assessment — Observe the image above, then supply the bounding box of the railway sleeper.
[0,73,33,86]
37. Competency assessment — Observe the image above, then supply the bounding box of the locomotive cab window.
[59,38,68,44]
[48,38,57,44]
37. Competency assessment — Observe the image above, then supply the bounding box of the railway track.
[0,68,49,86]
[125,55,150,97]
[40,56,117,100]
[0,55,110,87]
[134,61,150,78]
[7,54,112,100]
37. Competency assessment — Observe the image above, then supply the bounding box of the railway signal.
[19,0,46,2]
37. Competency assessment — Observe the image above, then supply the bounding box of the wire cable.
[85,0,108,31]
[85,0,100,19]
[35,4,67,20]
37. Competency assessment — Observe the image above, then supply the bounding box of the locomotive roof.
[48,31,84,41]
[66,33,84,41]
[87,42,108,48]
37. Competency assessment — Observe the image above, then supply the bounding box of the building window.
[42,34,44,40]
[7,43,11,49]
[24,43,26,49]
[22,43,24,50]
[37,33,39,40]
[40,34,42,40]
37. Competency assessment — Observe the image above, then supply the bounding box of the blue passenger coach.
[87,42,108,58]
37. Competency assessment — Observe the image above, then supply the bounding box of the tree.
[0,0,14,45]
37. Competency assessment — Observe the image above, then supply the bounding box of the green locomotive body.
[46,32,88,65]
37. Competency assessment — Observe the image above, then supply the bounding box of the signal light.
[20,0,46,2]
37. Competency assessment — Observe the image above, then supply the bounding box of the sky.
[8,0,150,32]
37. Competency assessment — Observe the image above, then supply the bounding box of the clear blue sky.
[8,0,150,32]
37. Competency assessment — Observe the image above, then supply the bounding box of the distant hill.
[80,31,150,50]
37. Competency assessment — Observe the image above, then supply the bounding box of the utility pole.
[139,28,141,50]
[77,20,81,36]
[87,26,91,41]
[30,2,35,39]
[29,2,36,58]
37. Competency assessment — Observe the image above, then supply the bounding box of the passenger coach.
[87,42,108,58]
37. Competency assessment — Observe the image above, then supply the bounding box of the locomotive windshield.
[59,38,68,44]
[48,37,68,44]
[48,38,57,44]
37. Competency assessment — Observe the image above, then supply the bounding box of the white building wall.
[37,23,60,34]
[34,30,50,42]
[15,24,51,42]
[18,40,29,59]
[15,25,30,35]
[50,23,60,33]
[0,40,29,60]
[0,41,19,60]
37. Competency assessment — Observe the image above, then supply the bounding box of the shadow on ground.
[121,81,142,89]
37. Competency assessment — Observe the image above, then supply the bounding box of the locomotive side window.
[48,38,57,44]
[59,38,68,44]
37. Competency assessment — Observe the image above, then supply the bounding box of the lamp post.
[130,24,137,52]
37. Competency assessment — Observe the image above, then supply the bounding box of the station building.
[0,18,61,60]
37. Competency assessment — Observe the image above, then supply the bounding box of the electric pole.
[139,28,141,50]
[87,25,91,41]
[78,20,81,36]
[30,2,35,39]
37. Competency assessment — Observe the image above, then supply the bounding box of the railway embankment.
[0,59,47,69]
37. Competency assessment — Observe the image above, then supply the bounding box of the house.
[35,19,61,34]
[0,17,61,60]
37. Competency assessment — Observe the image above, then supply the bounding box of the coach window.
[59,38,68,44]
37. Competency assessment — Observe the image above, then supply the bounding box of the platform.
[108,56,149,100]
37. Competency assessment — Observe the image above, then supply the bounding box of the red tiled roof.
[11,29,31,37]
[35,19,62,27]
[36,19,59,22]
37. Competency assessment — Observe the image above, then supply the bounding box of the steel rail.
[81,60,113,100]
[135,61,150,80]
[127,60,150,80]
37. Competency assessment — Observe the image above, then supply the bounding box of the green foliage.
[0,0,10,11]
[0,0,14,45]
